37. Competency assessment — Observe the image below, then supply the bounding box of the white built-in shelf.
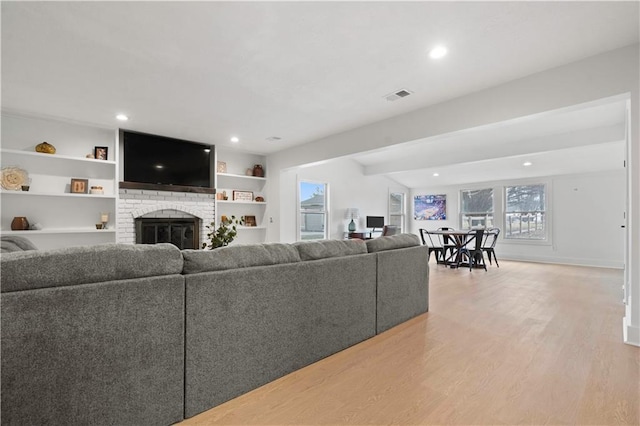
[1,114,117,250]
[0,190,116,199]
[217,173,266,182]
[216,200,266,205]
[236,226,267,230]
[1,149,117,166]
[1,228,116,235]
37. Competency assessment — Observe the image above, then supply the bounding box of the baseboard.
[623,316,640,347]
[500,254,624,269]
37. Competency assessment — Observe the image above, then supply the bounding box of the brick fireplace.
[118,188,215,248]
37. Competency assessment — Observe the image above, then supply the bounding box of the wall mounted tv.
[121,129,214,188]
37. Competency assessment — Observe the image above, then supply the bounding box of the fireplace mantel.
[119,181,216,194]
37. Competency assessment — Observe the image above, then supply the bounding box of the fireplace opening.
[135,218,200,249]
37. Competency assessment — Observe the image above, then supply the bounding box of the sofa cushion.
[293,239,367,261]
[182,243,301,274]
[365,233,421,253]
[1,236,37,253]
[1,243,183,293]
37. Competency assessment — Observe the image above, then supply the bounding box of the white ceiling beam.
[362,124,624,176]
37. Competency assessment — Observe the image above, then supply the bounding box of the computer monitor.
[366,216,385,232]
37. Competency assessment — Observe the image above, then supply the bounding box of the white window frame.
[503,182,550,244]
[298,180,329,241]
[459,188,494,230]
[388,190,406,233]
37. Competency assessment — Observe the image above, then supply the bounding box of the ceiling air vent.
[266,136,282,142]
[385,88,413,102]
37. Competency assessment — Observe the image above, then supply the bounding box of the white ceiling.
[2,1,638,157]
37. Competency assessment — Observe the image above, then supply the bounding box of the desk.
[426,229,477,268]
[345,231,374,240]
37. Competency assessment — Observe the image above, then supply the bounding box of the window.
[299,181,328,240]
[460,188,494,229]
[504,184,546,240]
[389,192,405,233]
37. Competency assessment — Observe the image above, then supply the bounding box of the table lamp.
[345,208,359,232]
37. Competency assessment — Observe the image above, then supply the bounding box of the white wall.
[277,157,408,242]
[410,170,625,268]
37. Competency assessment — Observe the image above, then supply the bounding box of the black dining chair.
[459,229,487,271]
[419,229,444,263]
[482,227,500,267]
[437,227,456,264]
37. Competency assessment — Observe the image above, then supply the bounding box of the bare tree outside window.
[505,184,546,239]
[460,188,494,229]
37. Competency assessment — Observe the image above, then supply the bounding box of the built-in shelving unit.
[216,199,267,205]
[4,228,116,235]
[215,149,267,245]
[1,113,117,250]
[1,190,117,199]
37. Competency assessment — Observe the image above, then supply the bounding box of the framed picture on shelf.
[217,161,227,173]
[94,146,108,161]
[70,178,89,194]
[233,190,253,201]
[243,215,257,227]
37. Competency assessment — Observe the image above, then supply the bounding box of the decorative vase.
[348,219,356,232]
[11,216,29,231]
[252,164,264,177]
[35,141,56,154]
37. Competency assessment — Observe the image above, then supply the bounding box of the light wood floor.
[179,260,640,425]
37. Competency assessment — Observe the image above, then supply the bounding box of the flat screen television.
[366,216,385,230]
[121,129,214,188]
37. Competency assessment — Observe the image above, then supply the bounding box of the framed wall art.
[414,194,447,220]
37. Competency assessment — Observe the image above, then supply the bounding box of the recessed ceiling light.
[204,148,211,153]
[523,161,533,167]
[433,172,440,177]
[230,136,239,143]
[155,164,164,169]
[429,45,448,59]
[116,114,129,121]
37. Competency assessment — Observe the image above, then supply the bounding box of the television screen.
[122,130,213,188]
[366,216,385,228]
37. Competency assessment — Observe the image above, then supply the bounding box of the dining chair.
[436,227,456,264]
[482,227,500,267]
[459,229,487,271]
[382,225,398,236]
[419,229,444,263]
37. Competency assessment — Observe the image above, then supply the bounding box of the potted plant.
[202,215,240,249]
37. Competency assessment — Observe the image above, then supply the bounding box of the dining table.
[425,229,478,268]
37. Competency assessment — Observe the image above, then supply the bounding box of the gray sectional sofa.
[1,234,428,425]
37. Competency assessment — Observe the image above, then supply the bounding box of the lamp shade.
[345,208,360,220]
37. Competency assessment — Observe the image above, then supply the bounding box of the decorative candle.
[100,213,109,223]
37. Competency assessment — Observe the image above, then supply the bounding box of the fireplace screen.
[135,218,200,249]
